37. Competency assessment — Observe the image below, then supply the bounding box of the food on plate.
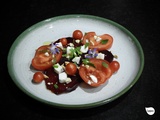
[31,30,120,94]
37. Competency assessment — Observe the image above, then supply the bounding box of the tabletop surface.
[1,0,159,119]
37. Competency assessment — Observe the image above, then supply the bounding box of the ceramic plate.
[8,14,144,109]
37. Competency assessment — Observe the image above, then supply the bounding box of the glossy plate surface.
[8,14,144,109]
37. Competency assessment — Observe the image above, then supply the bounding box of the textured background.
[1,0,159,119]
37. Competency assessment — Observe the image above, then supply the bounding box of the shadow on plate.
[79,80,109,93]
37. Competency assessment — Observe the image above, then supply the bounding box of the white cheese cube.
[80,45,88,53]
[75,39,80,43]
[44,52,49,56]
[94,35,98,39]
[94,35,102,42]
[66,46,74,54]
[96,53,105,59]
[65,77,72,84]
[56,42,63,49]
[54,63,64,74]
[69,43,74,47]
[72,56,81,64]
[86,39,89,43]
[90,75,98,83]
[87,80,92,85]
[59,72,67,83]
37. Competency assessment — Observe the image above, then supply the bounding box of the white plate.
[8,14,144,109]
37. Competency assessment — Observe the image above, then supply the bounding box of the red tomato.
[31,45,62,70]
[110,61,120,73]
[73,30,83,39]
[60,38,68,46]
[79,58,112,87]
[33,72,44,83]
[82,32,113,51]
[65,62,77,75]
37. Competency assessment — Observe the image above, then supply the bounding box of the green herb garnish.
[69,48,77,58]
[86,62,96,68]
[85,42,90,48]
[53,64,58,68]
[101,39,108,44]
[62,54,67,57]
[52,58,57,64]
[82,58,89,64]
[75,47,82,55]
[82,59,95,68]
[102,62,108,68]
[54,84,59,89]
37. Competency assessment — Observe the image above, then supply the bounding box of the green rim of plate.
[7,14,144,109]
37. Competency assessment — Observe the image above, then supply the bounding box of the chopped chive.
[82,58,89,64]
[62,54,67,57]
[53,64,58,68]
[102,62,108,68]
[82,59,95,68]
[54,84,59,89]
[52,58,57,64]
[101,39,108,44]
[84,42,89,48]
[75,47,82,55]
[87,62,95,68]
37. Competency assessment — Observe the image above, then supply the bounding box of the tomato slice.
[79,58,112,87]
[82,32,113,51]
[31,45,62,71]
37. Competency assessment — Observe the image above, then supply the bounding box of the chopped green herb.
[62,48,67,53]
[82,58,89,64]
[85,42,90,48]
[53,64,58,68]
[54,84,59,89]
[82,59,95,68]
[75,47,82,55]
[62,54,67,57]
[52,58,57,64]
[102,62,108,68]
[101,39,108,44]
[87,62,95,68]
[69,48,76,58]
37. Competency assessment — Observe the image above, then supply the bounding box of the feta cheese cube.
[87,80,92,85]
[86,39,89,43]
[80,45,88,53]
[72,56,81,64]
[54,63,64,74]
[58,73,72,84]
[65,77,72,84]
[90,75,98,83]
[96,53,105,59]
[66,46,74,54]
[44,52,49,56]
[59,72,67,83]
[55,42,63,49]
[69,43,74,47]
[94,35,102,42]
[75,39,80,43]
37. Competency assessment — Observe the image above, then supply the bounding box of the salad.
[31,30,120,94]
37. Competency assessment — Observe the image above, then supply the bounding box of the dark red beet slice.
[44,68,82,95]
